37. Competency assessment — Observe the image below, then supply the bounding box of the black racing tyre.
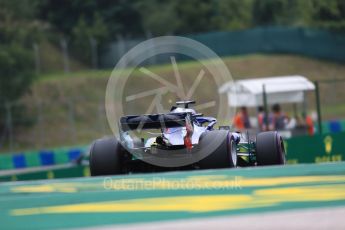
[89,137,124,176]
[198,130,237,169]
[256,131,286,166]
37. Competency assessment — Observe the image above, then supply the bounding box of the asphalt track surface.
[2,162,345,229]
[83,206,345,230]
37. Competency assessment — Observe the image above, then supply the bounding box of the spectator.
[270,104,288,130]
[233,106,251,131]
[303,112,315,135]
[257,106,268,131]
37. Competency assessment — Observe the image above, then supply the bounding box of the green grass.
[322,104,345,120]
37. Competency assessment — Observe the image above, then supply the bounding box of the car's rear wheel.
[256,131,286,166]
[89,137,125,176]
[198,130,237,169]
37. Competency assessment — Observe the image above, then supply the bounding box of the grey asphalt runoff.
[81,206,345,230]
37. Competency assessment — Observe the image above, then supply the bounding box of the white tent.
[219,75,315,107]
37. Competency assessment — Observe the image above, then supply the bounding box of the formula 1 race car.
[90,101,285,176]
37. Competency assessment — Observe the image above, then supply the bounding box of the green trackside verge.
[1,162,345,229]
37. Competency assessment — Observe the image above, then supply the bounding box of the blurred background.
[1,0,345,179]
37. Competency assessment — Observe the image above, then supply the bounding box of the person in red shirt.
[301,112,315,135]
[233,106,251,131]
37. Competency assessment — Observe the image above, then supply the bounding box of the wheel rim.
[278,136,286,164]
[229,137,237,166]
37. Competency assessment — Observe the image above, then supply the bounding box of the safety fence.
[0,146,87,170]
[100,27,345,68]
[32,27,345,73]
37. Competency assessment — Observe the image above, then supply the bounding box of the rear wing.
[120,113,187,131]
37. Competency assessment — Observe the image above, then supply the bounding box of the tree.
[0,45,35,104]
[0,0,38,104]
[71,13,108,64]
[310,0,345,31]
[212,0,254,30]
[136,0,178,36]
[0,0,38,129]
[174,0,215,34]
[252,0,308,26]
